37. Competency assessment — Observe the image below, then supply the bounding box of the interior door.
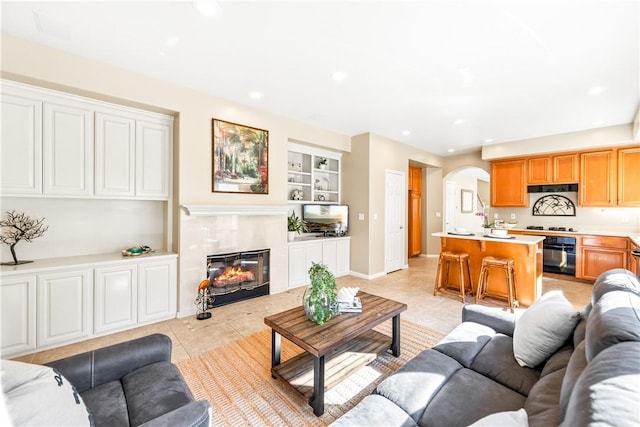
[385,169,406,273]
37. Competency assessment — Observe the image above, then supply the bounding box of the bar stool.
[475,256,518,312]
[434,251,473,303]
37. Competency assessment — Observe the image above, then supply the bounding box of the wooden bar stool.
[475,256,518,312]
[434,251,473,303]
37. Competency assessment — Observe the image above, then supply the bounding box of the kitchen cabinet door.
[135,119,171,199]
[580,247,627,280]
[137,258,176,324]
[527,157,552,184]
[0,275,36,357]
[95,112,136,197]
[491,159,527,207]
[336,238,350,277]
[94,264,137,334]
[617,146,640,207]
[553,153,579,183]
[579,149,616,206]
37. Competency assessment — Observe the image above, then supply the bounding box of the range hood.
[527,183,578,193]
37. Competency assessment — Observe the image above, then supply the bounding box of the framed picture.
[461,189,473,213]
[212,119,269,194]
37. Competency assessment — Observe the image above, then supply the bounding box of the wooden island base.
[433,232,545,307]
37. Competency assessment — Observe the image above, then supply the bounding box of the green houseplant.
[287,212,307,241]
[303,262,338,325]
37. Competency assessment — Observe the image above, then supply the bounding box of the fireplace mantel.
[181,205,289,216]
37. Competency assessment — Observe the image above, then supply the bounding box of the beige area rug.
[176,319,445,426]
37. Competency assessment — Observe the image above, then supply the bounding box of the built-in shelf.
[288,142,342,204]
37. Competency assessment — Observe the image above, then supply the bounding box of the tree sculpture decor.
[0,211,48,265]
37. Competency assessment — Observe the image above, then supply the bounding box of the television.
[302,204,348,234]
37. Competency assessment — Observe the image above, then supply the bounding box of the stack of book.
[338,296,362,313]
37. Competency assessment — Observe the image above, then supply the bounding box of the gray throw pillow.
[513,291,579,368]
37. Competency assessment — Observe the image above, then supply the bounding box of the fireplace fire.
[205,249,270,308]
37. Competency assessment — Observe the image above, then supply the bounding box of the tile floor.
[14,256,593,365]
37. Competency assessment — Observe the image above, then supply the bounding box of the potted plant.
[318,158,328,170]
[303,262,338,325]
[287,211,307,242]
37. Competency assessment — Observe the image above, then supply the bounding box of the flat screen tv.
[302,205,348,234]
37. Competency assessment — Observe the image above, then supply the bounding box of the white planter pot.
[288,231,297,242]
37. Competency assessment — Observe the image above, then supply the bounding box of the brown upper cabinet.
[491,159,527,207]
[579,145,640,207]
[527,153,579,185]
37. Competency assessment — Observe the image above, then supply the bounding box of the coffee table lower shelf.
[271,329,391,402]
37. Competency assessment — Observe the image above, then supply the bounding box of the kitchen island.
[432,232,545,307]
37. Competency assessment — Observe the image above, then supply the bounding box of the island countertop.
[432,232,545,245]
[433,232,544,307]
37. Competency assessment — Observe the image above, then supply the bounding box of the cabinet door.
[0,93,43,195]
[94,264,137,334]
[491,160,527,207]
[579,150,616,206]
[136,119,171,199]
[95,112,136,197]
[408,191,422,257]
[553,153,579,183]
[322,240,338,275]
[37,269,92,347]
[527,157,552,184]
[137,259,176,323]
[1,275,36,357]
[335,239,350,277]
[288,244,309,288]
[580,247,627,280]
[617,147,640,207]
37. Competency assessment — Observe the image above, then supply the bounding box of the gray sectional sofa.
[333,268,640,426]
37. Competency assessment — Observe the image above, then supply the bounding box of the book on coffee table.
[338,296,362,313]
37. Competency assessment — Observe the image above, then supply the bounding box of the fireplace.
[205,249,270,308]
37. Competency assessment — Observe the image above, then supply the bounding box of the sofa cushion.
[1,359,93,426]
[418,369,526,427]
[81,380,129,426]
[470,333,539,396]
[585,290,640,362]
[375,348,462,422]
[524,368,565,427]
[539,345,572,378]
[561,342,640,426]
[591,268,640,304]
[432,321,495,368]
[558,340,587,422]
[513,291,579,368]
[468,408,528,426]
[122,362,194,426]
[330,394,417,427]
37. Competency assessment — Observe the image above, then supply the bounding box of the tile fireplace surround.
[179,205,289,317]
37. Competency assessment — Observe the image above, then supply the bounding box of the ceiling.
[1,1,638,157]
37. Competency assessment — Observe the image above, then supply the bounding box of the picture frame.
[212,119,269,194]
[461,189,473,213]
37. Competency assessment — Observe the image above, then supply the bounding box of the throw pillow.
[469,408,529,426]
[1,359,93,426]
[513,290,579,368]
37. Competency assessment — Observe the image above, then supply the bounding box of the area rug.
[176,319,445,426]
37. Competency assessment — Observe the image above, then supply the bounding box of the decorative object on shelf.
[212,118,268,194]
[287,211,307,241]
[532,194,576,216]
[317,194,325,201]
[318,158,328,170]
[303,262,338,325]
[195,279,213,320]
[291,189,304,201]
[289,161,302,172]
[0,210,48,265]
[121,245,154,257]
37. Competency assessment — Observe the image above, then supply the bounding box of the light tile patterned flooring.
[14,256,593,365]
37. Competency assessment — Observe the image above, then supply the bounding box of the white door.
[95,111,136,197]
[385,169,406,273]
[0,93,43,195]
[94,264,137,334]
[43,102,94,196]
[445,181,457,232]
[136,119,171,199]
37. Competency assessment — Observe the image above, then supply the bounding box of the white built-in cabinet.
[0,253,177,358]
[288,237,350,288]
[0,80,173,200]
[287,142,341,204]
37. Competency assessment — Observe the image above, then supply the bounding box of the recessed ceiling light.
[483,138,494,143]
[193,0,220,17]
[588,86,606,95]
[448,148,456,153]
[165,36,180,48]
[402,130,411,136]
[249,91,263,99]
[332,71,348,81]
[453,119,465,126]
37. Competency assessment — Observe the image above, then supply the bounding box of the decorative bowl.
[454,227,469,234]
[491,229,509,236]
[502,223,517,229]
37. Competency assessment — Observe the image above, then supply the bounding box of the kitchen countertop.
[505,228,640,246]
[432,232,544,245]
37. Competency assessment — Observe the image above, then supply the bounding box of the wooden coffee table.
[263,291,407,416]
